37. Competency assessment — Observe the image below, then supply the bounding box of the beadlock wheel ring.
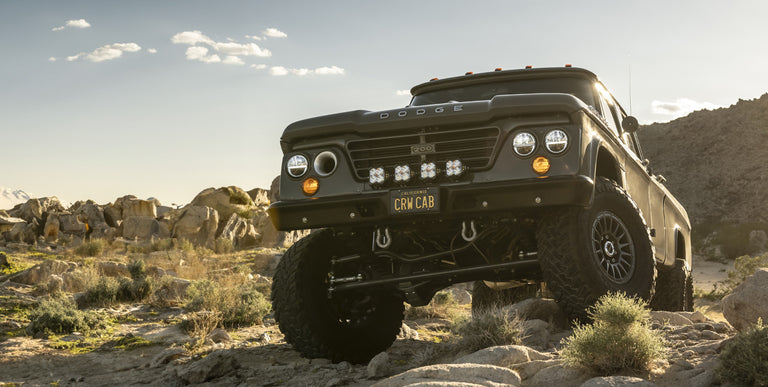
[591,211,636,284]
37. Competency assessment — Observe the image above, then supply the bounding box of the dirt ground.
[0,253,735,387]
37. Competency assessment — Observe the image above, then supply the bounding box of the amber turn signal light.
[532,156,550,175]
[302,177,319,196]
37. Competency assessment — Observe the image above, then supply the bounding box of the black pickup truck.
[269,66,692,362]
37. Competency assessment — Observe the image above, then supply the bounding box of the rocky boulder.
[722,268,768,331]
[123,217,169,240]
[188,187,253,228]
[6,260,75,285]
[122,198,158,219]
[8,197,66,223]
[373,363,521,387]
[219,213,260,249]
[172,206,219,248]
[247,188,270,207]
[269,175,280,203]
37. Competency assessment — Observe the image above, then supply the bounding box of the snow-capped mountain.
[0,187,32,211]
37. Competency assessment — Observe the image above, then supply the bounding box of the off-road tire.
[272,229,404,363]
[536,177,656,321]
[471,281,539,316]
[651,264,693,312]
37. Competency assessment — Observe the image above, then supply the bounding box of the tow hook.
[375,227,392,249]
[461,220,478,242]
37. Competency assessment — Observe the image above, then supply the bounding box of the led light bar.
[446,160,464,177]
[420,162,437,180]
[369,167,386,185]
[394,165,411,182]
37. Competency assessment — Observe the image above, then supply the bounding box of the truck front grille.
[347,127,500,179]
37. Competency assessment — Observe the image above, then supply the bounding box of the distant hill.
[637,93,768,226]
[0,188,31,211]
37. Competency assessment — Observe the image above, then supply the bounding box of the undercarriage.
[327,215,543,306]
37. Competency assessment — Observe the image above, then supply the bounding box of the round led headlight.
[513,132,536,156]
[545,129,568,154]
[286,155,308,177]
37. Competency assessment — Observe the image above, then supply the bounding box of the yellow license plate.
[390,187,440,215]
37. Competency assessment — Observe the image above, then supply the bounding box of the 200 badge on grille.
[390,187,440,215]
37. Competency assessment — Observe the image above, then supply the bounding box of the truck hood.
[280,93,589,148]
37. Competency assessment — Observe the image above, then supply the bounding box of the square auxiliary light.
[420,162,437,180]
[446,160,464,177]
[394,165,411,182]
[369,167,386,185]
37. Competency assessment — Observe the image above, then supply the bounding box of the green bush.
[78,274,153,308]
[723,253,768,291]
[74,239,107,257]
[184,279,271,328]
[150,238,174,252]
[79,276,120,307]
[128,260,147,280]
[717,319,768,386]
[561,292,666,374]
[27,298,107,336]
[214,237,234,254]
[453,306,523,351]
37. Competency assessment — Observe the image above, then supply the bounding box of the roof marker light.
[525,65,533,69]
[565,64,572,68]
[430,78,439,81]
[465,72,473,75]
[495,68,503,71]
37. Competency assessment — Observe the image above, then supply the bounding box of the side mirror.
[622,116,639,133]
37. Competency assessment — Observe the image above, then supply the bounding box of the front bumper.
[268,175,594,230]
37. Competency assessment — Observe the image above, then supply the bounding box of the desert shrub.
[181,310,223,345]
[74,239,107,257]
[452,306,523,351]
[717,319,768,386]
[184,279,271,328]
[214,237,234,254]
[78,272,153,308]
[128,259,147,280]
[150,238,174,252]
[561,292,666,374]
[27,298,107,336]
[1,252,28,275]
[406,290,464,320]
[79,276,120,307]
[176,238,195,253]
[723,253,768,291]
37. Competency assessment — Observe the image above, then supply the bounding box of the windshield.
[410,77,595,107]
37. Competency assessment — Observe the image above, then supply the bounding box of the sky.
[2,0,767,207]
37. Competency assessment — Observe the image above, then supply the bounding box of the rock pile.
[0,179,307,251]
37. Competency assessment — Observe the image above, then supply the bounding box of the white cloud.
[263,28,287,38]
[171,30,272,66]
[270,66,289,76]
[395,90,411,96]
[67,42,141,62]
[250,64,267,70]
[147,48,158,54]
[246,35,263,41]
[211,41,271,57]
[651,98,723,118]
[48,57,57,62]
[315,66,345,75]
[269,65,346,77]
[67,19,91,28]
[222,55,244,65]
[52,18,91,31]
[185,46,220,63]
[171,30,213,45]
